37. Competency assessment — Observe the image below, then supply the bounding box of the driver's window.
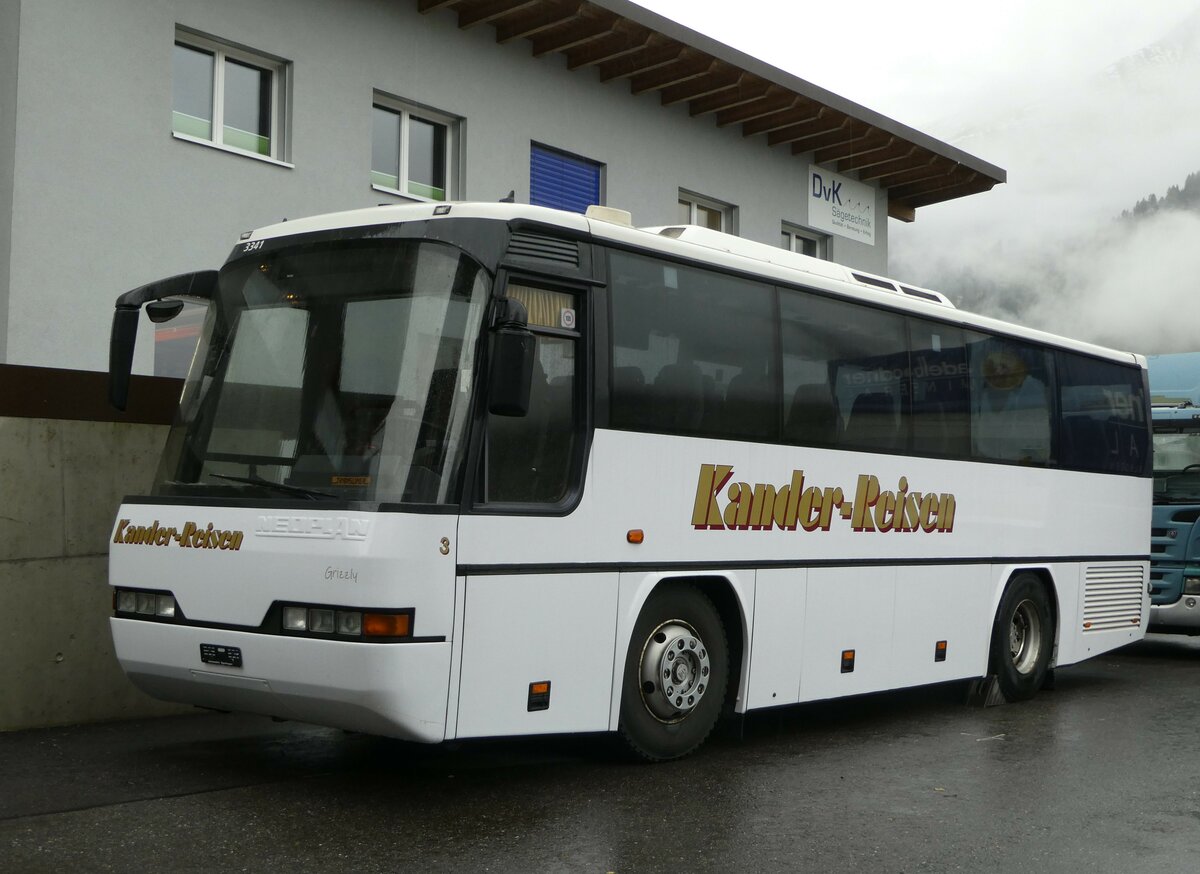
[484,286,579,505]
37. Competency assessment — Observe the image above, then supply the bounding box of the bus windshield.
[153,237,490,505]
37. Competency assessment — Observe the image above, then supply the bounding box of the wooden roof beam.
[418,0,460,13]
[631,57,716,95]
[565,31,650,69]
[874,158,950,189]
[857,151,936,182]
[742,103,821,138]
[455,0,539,28]
[714,91,795,127]
[887,200,917,222]
[903,177,997,210]
[495,7,578,43]
[767,113,847,148]
[839,143,916,175]
[659,70,743,107]
[688,81,770,117]
[889,170,978,201]
[815,132,893,165]
[789,121,860,155]
[598,44,685,82]
[531,20,617,57]
[796,127,873,159]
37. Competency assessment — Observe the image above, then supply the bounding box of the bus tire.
[988,573,1053,702]
[618,584,729,762]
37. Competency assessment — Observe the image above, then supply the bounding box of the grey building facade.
[1,0,1003,376]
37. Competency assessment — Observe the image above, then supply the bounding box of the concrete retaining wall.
[0,366,192,731]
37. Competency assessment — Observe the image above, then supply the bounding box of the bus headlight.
[1184,576,1200,596]
[336,611,363,635]
[113,587,179,622]
[282,606,308,631]
[308,609,335,634]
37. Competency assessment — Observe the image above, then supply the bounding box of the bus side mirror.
[488,298,535,417]
[108,270,218,411]
[146,299,186,323]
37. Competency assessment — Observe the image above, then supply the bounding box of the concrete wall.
[0,0,19,363]
[0,418,193,731]
[5,0,890,373]
[0,368,191,732]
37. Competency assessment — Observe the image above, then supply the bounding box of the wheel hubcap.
[1009,599,1043,675]
[638,620,710,723]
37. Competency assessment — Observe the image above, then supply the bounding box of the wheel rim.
[637,619,711,723]
[1009,598,1043,675]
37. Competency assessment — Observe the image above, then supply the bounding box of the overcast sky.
[633,0,1199,134]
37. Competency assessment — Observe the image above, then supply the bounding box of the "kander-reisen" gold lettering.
[112,519,244,550]
[690,464,955,534]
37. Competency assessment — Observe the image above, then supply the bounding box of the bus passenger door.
[453,278,610,738]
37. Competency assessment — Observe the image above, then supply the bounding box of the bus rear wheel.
[989,573,1053,702]
[618,585,729,762]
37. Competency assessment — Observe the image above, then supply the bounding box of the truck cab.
[1148,353,1200,633]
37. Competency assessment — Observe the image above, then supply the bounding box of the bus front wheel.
[618,585,729,762]
[989,573,1053,702]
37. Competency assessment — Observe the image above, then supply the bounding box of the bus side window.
[1057,351,1149,475]
[780,288,908,453]
[968,338,1053,465]
[908,320,973,458]
[784,382,839,446]
[649,353,706,433]
[608,250,775,441]
[843,391,898,450]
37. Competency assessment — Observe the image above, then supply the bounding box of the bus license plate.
[200,643,243,668]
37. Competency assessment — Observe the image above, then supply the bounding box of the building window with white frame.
[678,191,735,233]
[172,28,288,161]
[372,96,458,201]
[782,223,828,259]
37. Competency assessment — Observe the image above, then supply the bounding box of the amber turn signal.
[363,612,411,638]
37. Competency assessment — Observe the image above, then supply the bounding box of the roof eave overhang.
[417,0,1006,220]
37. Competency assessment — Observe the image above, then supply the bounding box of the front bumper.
[111,618,451,741]
[1148,596,1200,634]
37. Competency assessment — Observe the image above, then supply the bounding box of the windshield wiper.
[208,472,335,501]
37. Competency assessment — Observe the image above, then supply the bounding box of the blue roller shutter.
[530,145,602,214]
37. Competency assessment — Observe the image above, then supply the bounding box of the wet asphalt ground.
[3,635,1200,874]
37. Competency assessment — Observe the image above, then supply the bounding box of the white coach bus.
[107,202,1151,760]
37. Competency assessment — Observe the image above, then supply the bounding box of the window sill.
[172,132,295,169]
[371,183,444,204]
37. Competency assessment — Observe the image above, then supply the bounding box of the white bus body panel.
[454,572,620,738]
[460,429,1148,720]
[108,506,458,741]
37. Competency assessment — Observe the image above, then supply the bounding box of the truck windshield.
[1152,424,1200,504]
[153,237,490,505]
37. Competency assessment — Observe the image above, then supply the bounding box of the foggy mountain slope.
[1106,7,1200,82]
[1123,171,1200,219]
[889,7,1200,355]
